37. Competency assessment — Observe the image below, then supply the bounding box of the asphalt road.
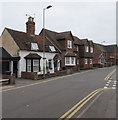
[2,66,117,119]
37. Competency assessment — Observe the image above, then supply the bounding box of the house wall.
[18,50,58,77]
[0,29,20,56]
[105,52,116,65]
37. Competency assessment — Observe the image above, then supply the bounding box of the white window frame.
[85,46,89,52]
[49,46,56,52]
[71,57,75,64]
[67,40,72,49]
[65,57,75,66]
[31,43,39,50]
[90,59,92,64]
[85,59,88,64]
[27,59,31,72]
[33,59,39,72]
[65,57,70,64]
[90,47,93,53]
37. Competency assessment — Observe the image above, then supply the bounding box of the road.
[1,66,117,119]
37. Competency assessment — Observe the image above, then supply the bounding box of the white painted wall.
[18,50,59,77]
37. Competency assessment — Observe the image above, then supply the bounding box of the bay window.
[65,57,75,66]
[33,59,39,72]
[26,59,40,72]
[27,59,31,72]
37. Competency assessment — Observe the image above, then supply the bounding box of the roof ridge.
[5,27,27,34]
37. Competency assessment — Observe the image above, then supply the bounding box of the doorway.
[13,61,18,77]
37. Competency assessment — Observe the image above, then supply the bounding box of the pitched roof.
[40,29,79,51]
[80,39,89,45]
[65,52,77,57]
[6,28,59,53]
[40,29,63,52]
[56,31,71,40]
[73,36,82,45]
[94,43,117,53]
[24,53,42,59]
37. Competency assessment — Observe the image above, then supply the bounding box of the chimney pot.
[26,17,35,35]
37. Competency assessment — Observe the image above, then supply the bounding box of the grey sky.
[0,2,116,45]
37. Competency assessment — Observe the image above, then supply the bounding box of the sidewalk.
[0,78,43,91]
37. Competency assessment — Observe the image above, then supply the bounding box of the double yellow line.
[104,69,116,80]
[58,88,112,120]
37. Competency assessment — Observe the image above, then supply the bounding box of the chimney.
[26,16,35,35]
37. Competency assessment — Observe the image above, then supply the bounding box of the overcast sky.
[0,1,116,45]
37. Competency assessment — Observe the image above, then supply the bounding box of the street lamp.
[43,5,52,79]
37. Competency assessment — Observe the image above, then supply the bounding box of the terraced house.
[4,16,117,80]
[93,43,118,67]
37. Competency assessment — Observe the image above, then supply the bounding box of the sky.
[0,1,116,45]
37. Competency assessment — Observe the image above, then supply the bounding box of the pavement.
[1,66,117,119]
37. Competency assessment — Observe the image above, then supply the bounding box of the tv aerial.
[26,13,35,18]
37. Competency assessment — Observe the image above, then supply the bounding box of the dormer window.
[67,40,72,49]
[49,46,56,52]
[31,43,39,50]
[85,46,89,52]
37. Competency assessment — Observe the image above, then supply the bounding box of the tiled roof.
[73,36,82,45]
[40,29,87,52]
[65,52,77,57]
[6,28,59,53]
[56,31,71,40]
[24,53,42,59]
[94,43,117,53]
[40,29,63,52]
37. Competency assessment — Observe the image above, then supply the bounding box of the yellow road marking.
[65,90,102,119]
[0,70,90,92]
[104,69,116,80]
[58,88,113,120]
[57,88,101,120]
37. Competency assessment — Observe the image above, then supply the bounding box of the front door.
[13,61,18,77]
[54,60,58,72]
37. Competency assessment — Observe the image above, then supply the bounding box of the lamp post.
[43,5,52,79]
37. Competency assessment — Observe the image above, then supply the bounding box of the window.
[109,56,114,58]
[49,46,56,52]
[27,59,31,72]
[48,59,52,69]
[90,47,93,53]
[65,57,75,66]
[90,59,92,64]
[33,59,39,72]
[85,59,88,64]
[71,57,75,64]
[77,46,79,51]
[85,46,89,52]
[67,40,72,48]
[31,43,39,50]
[66,57,70,64]
[26,59,40,72]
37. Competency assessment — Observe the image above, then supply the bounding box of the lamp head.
[46,5,52,9]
